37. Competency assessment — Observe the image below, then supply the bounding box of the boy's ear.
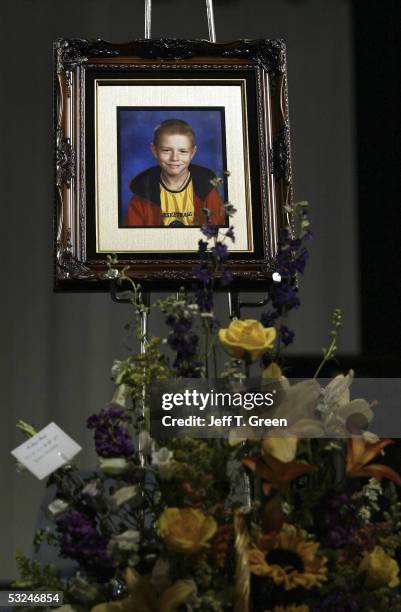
[191,144,197,159]
[150,143,157,158]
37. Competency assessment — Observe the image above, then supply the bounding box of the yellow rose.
[219,320,276,362]
[359,546,400,589]
[159,507,217,554]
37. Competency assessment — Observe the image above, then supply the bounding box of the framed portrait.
[55,38,292,291]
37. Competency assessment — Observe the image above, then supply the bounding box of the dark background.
[353,0,401,358]
[0,0,400,579]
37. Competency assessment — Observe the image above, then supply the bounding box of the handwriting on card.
[11,422,82,480]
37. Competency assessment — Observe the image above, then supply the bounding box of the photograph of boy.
[123,118,226,228]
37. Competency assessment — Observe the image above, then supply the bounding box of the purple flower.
[279,325,295,346]
[195,287,214,313]
[106,405,125,418]
[165,309,201,378]
[168,332,198,355]
[261,310,279,327]
[211,242,228,260]
[198,239,208,258]
[271,284,300,310]
[260,210,312,356]
[87,405,125,429]
[274,225,311,279]
[201,222,219,239]
[224,203,237,217]
[87,405,133,458]
[86,414,100,429]
[225,226,235,242]
[221,267,233,286]
[320,491,359,549]
[192,264,213,283]
[276,248,309,277]
[312,589,359,611]
[56,511,111,577]
[93,425,133,458]
[173,318,192,334]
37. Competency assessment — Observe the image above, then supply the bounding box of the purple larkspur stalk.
[260,210,312,351]
[225,226,235,242]
[279,325,295,346]
[200,222,219,239]
[165,312,202,378]
[193,218,235,312]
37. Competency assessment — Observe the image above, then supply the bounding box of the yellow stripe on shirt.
[160,177,195,226]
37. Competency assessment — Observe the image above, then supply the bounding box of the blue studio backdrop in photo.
[118,107,227,222]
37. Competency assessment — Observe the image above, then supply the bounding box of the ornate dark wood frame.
[54,38,292,291]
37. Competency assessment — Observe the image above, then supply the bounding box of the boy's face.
[150,133,197,178]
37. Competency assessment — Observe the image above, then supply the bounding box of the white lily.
[317,371,375,434]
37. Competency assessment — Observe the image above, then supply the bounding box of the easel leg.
[228,291,240,320]
[139,292,151,467]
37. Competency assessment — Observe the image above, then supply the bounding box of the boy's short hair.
[153,118,196,147]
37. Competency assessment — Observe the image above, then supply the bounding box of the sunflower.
[248,524,327,590]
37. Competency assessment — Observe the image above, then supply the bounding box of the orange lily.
[242,454,317,495]
[346,437,401,485]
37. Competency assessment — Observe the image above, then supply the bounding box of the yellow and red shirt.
[160,174,195,226]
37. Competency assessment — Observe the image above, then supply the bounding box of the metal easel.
[144,0,216,41]
[110,1,282,472]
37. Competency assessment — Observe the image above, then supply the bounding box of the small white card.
[11,422,82,480]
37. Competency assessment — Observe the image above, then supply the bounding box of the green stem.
[313,308,342,378]
[313,336,336,378]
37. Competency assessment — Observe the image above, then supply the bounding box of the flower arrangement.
[13,197,401,611]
